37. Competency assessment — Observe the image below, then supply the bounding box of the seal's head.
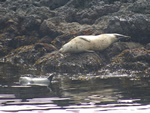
[59,42,74,53]
[59,47,65,53]
[113,33,130,41]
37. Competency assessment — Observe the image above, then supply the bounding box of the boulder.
[35,51,104,73]
[4,43,57,65]
[99,47,150,75]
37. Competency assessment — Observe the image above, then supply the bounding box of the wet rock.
[116,47,150,62]
[40,0,70,10]
[4,43,57,65]
[20,16,41,34]
[102,42,143,60]
[101,47,150,74]
[74,2,121,24]
[34,43,57,52]
[35,51,105,73]
[0,62,21,85]
[127,0,150,14]
[0,33,12,56]
[8,35,38,49]
[40,20,93,37]
[1,0,55,19]
[104,13,150,43]
[145,43,150,50]
[56,0,121,24]
[0,16,40,50]
[0,45,11,57]
[38,36,53,44]
[27,7,56,19]
[40,19,63,37]
[102,0,150,44]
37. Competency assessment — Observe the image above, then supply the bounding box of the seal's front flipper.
[79,37,90,42]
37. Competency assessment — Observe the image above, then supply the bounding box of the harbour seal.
[59,33,130,53]
[19,75,53,86]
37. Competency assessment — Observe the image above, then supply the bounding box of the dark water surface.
[0,63,150,113]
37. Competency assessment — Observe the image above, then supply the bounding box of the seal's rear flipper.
[47,74,54,82]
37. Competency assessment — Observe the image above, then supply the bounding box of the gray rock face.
[104,13,150,43]
[0,0,150,74]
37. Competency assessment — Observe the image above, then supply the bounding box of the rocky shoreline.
[0,0,150,75]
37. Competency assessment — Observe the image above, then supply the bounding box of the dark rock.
[0,0,6,2]
[40,19,63,37]
[102,42,143,60]
[34,43,57,52]
[145,43,150,50]
[120,0,136,3]
[40,0,70,10]
[38,36,53,44]
[0,62,21,84]
[127,0,150,14]
[35,51,105,73]
[103,13,150,43]
[1,0,55,19]
[117,47,150,62]
[4,43,56,65]
[56,0,121,24]
[101,0,150,44]
[26,7,56,19]
[8,35,39,49]
[101,47,150,74]
[0,32,15,56]
[74,2,121,24]
[0,16,40,50]
[20,16,41,34]
[0,45,11,57]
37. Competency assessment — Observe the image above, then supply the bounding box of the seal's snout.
[115,34,131,40]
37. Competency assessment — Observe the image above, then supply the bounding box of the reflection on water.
[0,63,150,113]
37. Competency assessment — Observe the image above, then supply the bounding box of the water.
[0,63,150,113]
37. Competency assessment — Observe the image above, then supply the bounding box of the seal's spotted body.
[59,33,130,53]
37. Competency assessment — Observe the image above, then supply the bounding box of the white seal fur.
[19,75,53,86]
[59,33,130,53]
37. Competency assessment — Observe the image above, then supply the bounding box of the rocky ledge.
[0,0,150,75]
